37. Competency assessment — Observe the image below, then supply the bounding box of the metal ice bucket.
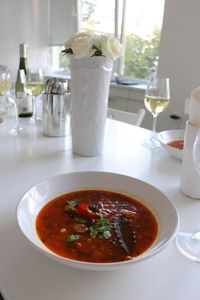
[42,78,71,137]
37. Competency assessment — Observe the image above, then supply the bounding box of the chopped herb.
[90,226,98,238]
[102,230,112,239]
[90,213,111,239]
[66,234,80,243]
[75,216,88,224]
[68,198,78,207]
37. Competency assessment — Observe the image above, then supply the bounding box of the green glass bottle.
[15,43,33,118]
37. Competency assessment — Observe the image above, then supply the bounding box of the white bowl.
[16,171,179,271]
[157,130,184,160]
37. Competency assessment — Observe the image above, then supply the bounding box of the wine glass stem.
[33,96,36,120]
[15,103,20,130]
[151,115,157,141]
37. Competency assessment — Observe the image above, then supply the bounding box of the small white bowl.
[157,130,184,160]
[16,171,179,271]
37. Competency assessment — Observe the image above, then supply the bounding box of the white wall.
[0,0,79,80]
[158,0,200,128]
[0,0,49,71]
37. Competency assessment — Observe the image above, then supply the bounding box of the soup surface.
[167,139,184,150]
[36,189,158,263]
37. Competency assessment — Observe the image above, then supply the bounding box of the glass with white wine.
[0,65,12,95]
[144,74,170,148]
[26,68,45,122]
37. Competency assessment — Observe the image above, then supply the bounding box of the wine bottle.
[15,43,33,118]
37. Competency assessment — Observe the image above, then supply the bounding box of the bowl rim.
[157,129,184,141]
[16,171,179,270]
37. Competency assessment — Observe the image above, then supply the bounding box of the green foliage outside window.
[124,27,161,79]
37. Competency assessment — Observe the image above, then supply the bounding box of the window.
[82,0,115,35]
[82,0,165,79]
[124,0,165,79]
[49,0,165,80]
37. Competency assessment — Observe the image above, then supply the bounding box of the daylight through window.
[82,0,165,79]
[49,0,165,80]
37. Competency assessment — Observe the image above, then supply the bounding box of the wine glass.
[26,68,45,122]
[0,67,20,135]
[143,74,170,148]
[7,92,22,135]
[0,66,12,114]
[176,129,200,262]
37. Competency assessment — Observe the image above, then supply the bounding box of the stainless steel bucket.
[42,93,71,137]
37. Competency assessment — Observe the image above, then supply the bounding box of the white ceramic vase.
[69,56,113,156]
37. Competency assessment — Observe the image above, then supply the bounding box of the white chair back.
[107,107,145,127]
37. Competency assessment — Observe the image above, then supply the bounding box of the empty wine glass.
[26,68,45,122]
[143,74,170,148]
[7,89,23,135]
[176,129,200,262]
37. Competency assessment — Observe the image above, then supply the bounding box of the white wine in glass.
[26,68,45,122]
[0,66,12,115]
[144,75,170,148]
[0,65,12,96]
[176,129,200,262]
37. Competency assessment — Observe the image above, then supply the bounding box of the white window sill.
[110,82,146,91]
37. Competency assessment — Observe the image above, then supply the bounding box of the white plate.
[16,171,179,271]
[157,130,184,160]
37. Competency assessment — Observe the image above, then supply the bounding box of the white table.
[0,119,200,300]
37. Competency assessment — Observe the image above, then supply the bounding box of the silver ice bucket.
[42,78,71,137]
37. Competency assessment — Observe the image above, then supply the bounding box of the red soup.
[36,189,158,263]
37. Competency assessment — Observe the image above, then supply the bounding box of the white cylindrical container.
[180,121,200,198]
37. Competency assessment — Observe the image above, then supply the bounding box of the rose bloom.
[65,32,96,58]
[99,34,123,60]
[63,31,123,60]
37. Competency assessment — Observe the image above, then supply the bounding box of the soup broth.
[36,189,158,263]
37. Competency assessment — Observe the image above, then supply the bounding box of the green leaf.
[90,213,111,239]
[68,198,78,207]
[90,226,98,238]
[66,234,80,243]
[102,231,112,239]
[74,216,88,224]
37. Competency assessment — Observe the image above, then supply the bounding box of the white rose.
[63,32,123,60]
[64,32,96,57]
[64,31,93,49]
[71,35,96,58]
[99,34,123,60]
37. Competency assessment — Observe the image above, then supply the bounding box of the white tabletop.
[0,118,200,300]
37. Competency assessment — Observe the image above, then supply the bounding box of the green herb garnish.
[75,216,88,224]
[90,213,111,239]
[68,198,78,207]
[102,230,112,239]
[66,234,80,243]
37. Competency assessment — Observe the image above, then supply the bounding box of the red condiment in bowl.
[167,139,184,150]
